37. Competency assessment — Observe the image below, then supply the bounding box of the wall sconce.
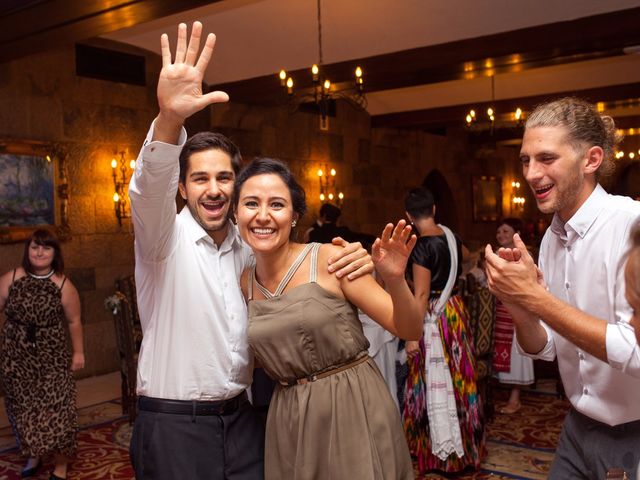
[316,164,344,206]
[510,180,526,213]
[111,150,136,225]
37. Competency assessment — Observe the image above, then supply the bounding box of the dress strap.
[11,268,16,282]
[60,276,67,290]
[254,243,315,299]
[309,243,321,283]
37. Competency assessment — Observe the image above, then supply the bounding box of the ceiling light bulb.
[470,110,476,118]
[279,70,286,81]
[338,192,344,200]
[487,107,494,117]
[330,168,336,176]
[323,79,331,90]
[130,160,136,169]
[515,108,522,120]
[111,158,117,169]
[328,193,334,200]
[311,64,319,75]
[630,152,636,159]
[317,169,323,177]
[320,193,325,201]
[466,114,472,124]
[355,66,362,78]
[113,192,120,202]
[286,77,293,88]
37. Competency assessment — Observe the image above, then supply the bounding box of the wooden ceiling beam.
[0,0,221,63]
[371,82,640,130]
[217,7,640,104]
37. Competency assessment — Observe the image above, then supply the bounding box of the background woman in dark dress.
[401,187,486,474]
[0,229,84,480]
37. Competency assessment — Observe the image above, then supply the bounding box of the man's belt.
[138,391,247,416]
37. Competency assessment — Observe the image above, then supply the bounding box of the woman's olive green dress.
[248,243,413,480]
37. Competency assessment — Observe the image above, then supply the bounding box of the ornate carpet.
[0,385,568,479]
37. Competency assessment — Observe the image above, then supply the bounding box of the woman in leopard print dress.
[0,229,84,480]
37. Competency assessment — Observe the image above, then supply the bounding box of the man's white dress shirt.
[522,185,640,426]
[129,123,253,401]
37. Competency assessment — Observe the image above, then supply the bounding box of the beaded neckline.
[27,270,54,280]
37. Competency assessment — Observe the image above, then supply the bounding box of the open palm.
[157,22,229,122]
[372,220,417,280]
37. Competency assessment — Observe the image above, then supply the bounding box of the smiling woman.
[233,157,421,479]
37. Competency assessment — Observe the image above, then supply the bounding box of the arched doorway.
[611,163,640,201]
[422,169,459,231]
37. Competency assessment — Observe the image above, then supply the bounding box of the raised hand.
[156,22,229,138]
[372,220,417,280]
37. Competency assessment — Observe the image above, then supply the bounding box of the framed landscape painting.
[0,140,69,243]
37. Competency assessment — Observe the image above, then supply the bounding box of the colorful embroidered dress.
[403,235,486,473]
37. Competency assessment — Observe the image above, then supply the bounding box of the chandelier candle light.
[278,0,366,130]
[111,150,135,225]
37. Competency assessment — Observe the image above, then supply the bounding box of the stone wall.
[0,40,525,378]
[210,101,523,250]
[0,41,161,378]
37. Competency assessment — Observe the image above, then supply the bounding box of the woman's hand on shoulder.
[372,220,417,282]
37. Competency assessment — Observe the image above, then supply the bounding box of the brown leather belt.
[278,355,369,387]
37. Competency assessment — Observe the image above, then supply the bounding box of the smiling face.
[496,223,517,248]
[520,126,595,221]
[235,173,297,254]
[178,148,235,245]
[28,241,55,274]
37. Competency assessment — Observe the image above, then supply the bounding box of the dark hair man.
[128,22,372,480]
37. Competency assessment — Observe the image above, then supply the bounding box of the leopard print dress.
[0,273,77,457]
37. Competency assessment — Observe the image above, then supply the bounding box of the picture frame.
[472,175,502,222]
[0,139,70,243]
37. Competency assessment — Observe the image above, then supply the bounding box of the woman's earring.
[291,220,297,228]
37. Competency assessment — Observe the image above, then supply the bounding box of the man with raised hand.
[484,98,640,479]
[128,22,372,480]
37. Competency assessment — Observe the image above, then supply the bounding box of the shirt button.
[565,282,570,289]
[578,352,584,360]
[567,246,572,252]
[583,387,588,395]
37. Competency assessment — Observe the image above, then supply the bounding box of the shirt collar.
[179,207,241,251]
[550,184,607,240]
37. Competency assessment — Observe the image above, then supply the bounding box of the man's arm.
[485,234,608,361]
[129,22,229,261]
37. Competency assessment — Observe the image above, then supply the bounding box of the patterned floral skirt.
[402,295,486,473]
